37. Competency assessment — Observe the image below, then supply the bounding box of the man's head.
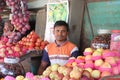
[53,20,69,42]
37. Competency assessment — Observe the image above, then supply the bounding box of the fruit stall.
[0,0,120,80]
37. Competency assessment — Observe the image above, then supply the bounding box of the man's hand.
[37,60,49,75]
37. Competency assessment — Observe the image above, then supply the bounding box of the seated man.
[38,20,79,74]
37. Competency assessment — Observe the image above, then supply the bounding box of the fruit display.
[65,47,120,80]
[40,64,93,80]
[18,31,49,50]
[4,0,30,43]
[0,64,93,80]
[0,39,28,61]
[0,57,25,78]
[91,31,111,49]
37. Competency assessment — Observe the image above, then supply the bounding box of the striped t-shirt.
[41,40,79,65]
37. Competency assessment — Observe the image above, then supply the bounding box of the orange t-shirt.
[42,41,79,65]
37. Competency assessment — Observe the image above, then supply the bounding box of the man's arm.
[37,49,50,75]
[70,47,79,58]
[37,60,49,75]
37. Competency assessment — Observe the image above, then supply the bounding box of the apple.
[92,50,102,56]
[8,49,13,54]
[77,62,85,68]
[42,69,51,77]
[96,48,103,53]
[84,60,94,69]
[70,66,82,79]
[85,68,93,73]
[0,52,5,57]
[14,46,20,52]
[62,67,72,76]
[49,71,60,80]
[16,75,24,80]
[92,50,102,60]
[49,72,56,79]
[105,57,117,66]
[54,73,64,80]
[0,48,6,53]
[77,56,85,60]
[99,62,111,72]
[85,55,92,61]
[76,56,85,63]
[57,66,66,74]
[72,62,77,66]
[62,75,70,80]
[82,70,91,79]
[45,66,51,71]
[84,47,93,55]
[84,47,93,53]
[91,70,101,79]
[94,59,104,69]
[51,64,60,71]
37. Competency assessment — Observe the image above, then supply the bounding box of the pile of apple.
[0,40,28,61]
[0,64,92,80]
[18,31,49,50]
[66,48,120,79]
[39,63,93,80]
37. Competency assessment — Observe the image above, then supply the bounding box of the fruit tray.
[20,50,43,61]
[101,75,120,80]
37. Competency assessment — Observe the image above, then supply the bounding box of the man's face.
[53,26,68,41]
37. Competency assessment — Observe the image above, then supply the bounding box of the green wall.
[81,0,120,52]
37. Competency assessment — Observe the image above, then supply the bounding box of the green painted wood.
[83,0,120,47]
[88,1,120,32]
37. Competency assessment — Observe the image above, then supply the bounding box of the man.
[38,20,79,74]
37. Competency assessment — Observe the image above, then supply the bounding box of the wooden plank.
[69,0,85,49]
[35,8,47,39]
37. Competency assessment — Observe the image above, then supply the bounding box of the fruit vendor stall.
[0,0,120,80]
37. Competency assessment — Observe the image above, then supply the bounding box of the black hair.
[54,20,69,32]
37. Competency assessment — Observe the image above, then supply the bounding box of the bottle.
[110,30,120,53]
[0,57,25,78]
